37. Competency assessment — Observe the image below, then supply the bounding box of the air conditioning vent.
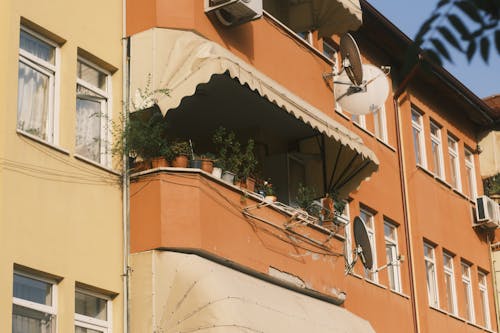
[475,195,500,228]
[205,0,262,26]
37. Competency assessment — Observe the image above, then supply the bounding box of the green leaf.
[480,36,490,62]
[437,26,463,51]
[437,0,451,7]
[466,40,477,62]
[447,14,471,39]
[430,38,452,61]
[495,30,500,53]
[415,13,440,41]
[455,1,483,23]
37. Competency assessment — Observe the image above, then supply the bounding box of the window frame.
[430,120,445,179]
[343,202,353,266]
[352,113,366,129]
[17,26,61,144]
[360,208,377,282]
[464,147,477,199]
[75,57,112,167]
[461,261,475,323]
[424,242,439,307]
[478,271,491,329]
[447,135,462,191]
[411,108,427,168]
[74,288,113,333]
[12,271,58,332]
[443,252,458,315]
[373,105,388,143]
[384,220,401,292]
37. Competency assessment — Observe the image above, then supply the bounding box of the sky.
[368,0,500,99]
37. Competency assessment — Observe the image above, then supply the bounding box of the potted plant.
[212,126,241,184]
[256,178,276,202]
[236,139,257,191]
[200,153,216,174]
[296,183,320,217]
[170,140,191,168]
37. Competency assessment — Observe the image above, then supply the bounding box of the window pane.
[20,31,55,64]
[76,97,103,162]
[17,61,50,140]
[75,326,103,333]
[75,292,107,320]
[13,274,52,305]
[12,304,54,333]
[413,128,421,165]
[77,61,107,90]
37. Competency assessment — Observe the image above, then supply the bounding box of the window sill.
[390,289,410,299]
[17,129,70,155]
[347,272,363,280]
[376,137,396,152]
[430,305,447,315]
[353,122,374,137]
[74,154,121,176]
[435,175,452,189]
[335,109,351,121]
[416,164,433,178]
[452,188,468,200]
[365,278,387,290]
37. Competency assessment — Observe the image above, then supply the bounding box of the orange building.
[125,1,499,332]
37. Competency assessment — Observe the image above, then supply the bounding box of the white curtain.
[76,97,102,162]
[17,61,50,140]
[12,306,54,333]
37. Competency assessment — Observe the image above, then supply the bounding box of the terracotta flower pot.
[201,159,214,174]
[133,160,152,171]
[171,155,189,168]
[151,157,169,168]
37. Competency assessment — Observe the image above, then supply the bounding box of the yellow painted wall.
[0,0,124,332]
[480,131,500,178]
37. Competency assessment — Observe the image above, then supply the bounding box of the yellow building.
[0,0,124,332]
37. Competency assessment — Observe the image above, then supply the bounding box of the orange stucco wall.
[127,1,497,332]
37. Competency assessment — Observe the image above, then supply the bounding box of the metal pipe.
[393,59,421,333]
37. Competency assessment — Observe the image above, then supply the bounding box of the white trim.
[411,108,427,168]
[74,288,112,333]
[424,242,439,307]
[384,220,401,293]
[373,105,388,143]
[464,148,477,200]
[360,208,377,283]
[447,135,462,191]
[430,121,445,179]
[443,253,458,315]
[461,262,475,323]
[478,271,491,329]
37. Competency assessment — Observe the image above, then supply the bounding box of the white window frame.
[424,242,439,307]
[76,57,112,167]
[342,202,353,266]
[461,262,475,323]
[464,148,477,199]
[448,135,462,191]
[443,252,458,315]
[360,208,377,282]
[478,271,491,329]
[411,108,427,168]
[297,31,313,44]
[352,114,366,129]
[75,288,113,333]
[373,105,388,143]
[18,26,60,144]
[12,271,58,332]
[430,121,445,179]
[384,220,401,292]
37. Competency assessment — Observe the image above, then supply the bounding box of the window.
[12,272,57,333]
[373,105,388,142]
[443,253,458,315]
[384,220,401,292]
[411,109,426,168]
[76,58,111,165]
[360,208,377,282]
[464,148,477,199]
[461,262,475,322]
[430,121,444,178]
[424,242,439,307]
[478,271,491,329]
[342,203,354,266]
[297,31,313,44]
[17,27,59,142]
[352,114,366,129]
[448,135,461,191]
[75,289,112,333]
[322,39,336,60]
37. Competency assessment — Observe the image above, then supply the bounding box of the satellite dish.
[339,33,363,86]
[353,216,373,270]
[334,64,389,115]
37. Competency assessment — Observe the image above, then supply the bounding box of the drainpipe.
[121,0,130,332]
[393,55,422,333]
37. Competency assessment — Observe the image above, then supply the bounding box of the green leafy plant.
[212,126,242,173]
[296,183,320,216]
[170,140,191,158]
[484,173,500,196]
[238,139,258,180]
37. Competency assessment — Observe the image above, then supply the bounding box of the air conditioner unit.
[205,0,262,26]
[475,195,500,228]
